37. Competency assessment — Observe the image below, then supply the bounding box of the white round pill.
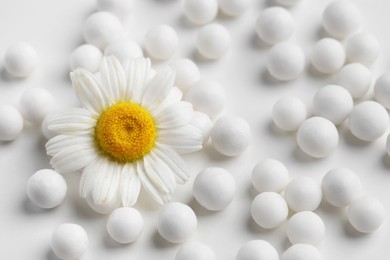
[183,0,218,25]
[312,85,353,125]
[175,242,216,260]
[286,211,325,245]
[236,240,279,260]
[190,111,212,144]
[255,7,295,45]
[19,88,57,125]
[347,196,386,233]
[282,244,323,260]
[96,0,134,18]
[170,58,200,92]
[374,73,390,109]
[266,43,305,81]
[251,192,289,229]
[210,116,251,157]
[157,202,197,243]
[0,105,23,141]
[337,63,372,99]
[104,40,143,64]
[144,24,178,60]
[285,177,322,212]
[4,42,39,78]
[83,11,123,50]
[345,32,380,66]
[106,207,144,244]
[219,0,252,17]
[185,79,226,118]
[321,168,362,207]
[86,194,120,215]
[251,158,289,193]
[297,117,339,158]
[311,38,345,74]
[51,223,88,260]
[322,0,361,38]
[197,23,231,60]
[348,101,389,141]
[274,0,301,7]
[70,44,103,72]
[27,169,67,209]
[193,167,236,211]
[272,96,307,131]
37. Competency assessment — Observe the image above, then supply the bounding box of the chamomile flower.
[46,56,202,206]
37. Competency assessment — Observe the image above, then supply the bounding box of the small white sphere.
[19,88,57,125]
[251,158,289,193]
[104,40,143,64]
[0,105,23,141]
[219,0,252,17]
[311,38,345,74]
[27,169,67,209]
[144,24,178,60]
[321,168,362,207]
[282,244,323,260]
[266,42,305,81]
[286,211,325,245]
[348,101,389,141]
[374,73,390,109]
[272,96,307,131]
[86,194,120,214]
[322,0,361,38]
[255,7,295,45]
[210,116,251,157]
[51,223,88,260]
[347,196,386,233]
[337,63,372,99]
[236,240,279,260]
[157,202,197,243]
[346,32,380,66]
[170,58,200,92]
[70,44,102,72]
[190,111,212,144]
[193,167,236,211]
[96,0,134,18]
[183,0,218,25]
[175,242,216,260]
[297,117,339,158]
[251,192,289,229]
[106,207,144,244]
[312,85,353,125]
[274,0,301,7]
[4,42,39,78]
[197,23,231,60]
[285,177,322,212]
[83,11,123,50]
[185,79,226,118]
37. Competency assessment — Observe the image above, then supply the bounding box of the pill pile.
[0,0,389,259]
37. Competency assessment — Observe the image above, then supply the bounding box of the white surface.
[0,0,390,259]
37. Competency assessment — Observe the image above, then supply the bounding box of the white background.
[0,0,390,259]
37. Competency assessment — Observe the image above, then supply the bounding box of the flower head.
[46,56,202,206]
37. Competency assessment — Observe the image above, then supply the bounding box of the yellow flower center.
[95,102,157,163]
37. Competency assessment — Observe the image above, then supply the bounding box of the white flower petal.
[79,157,103,198]
[70,69,109,114]
[46,134,94,157]
[100,56,126,103]
[149,86,183,115]
[153,143,191,184]
[120,163,141,207]
[136,161,170,204]
[141,67,175,109]
[144,153,176,194]
[158,124,203,154]
[48,108,96,135]
[154,101,193,129]
[123,58,153,103]
[92,159,121,205]
[50,145,98,173]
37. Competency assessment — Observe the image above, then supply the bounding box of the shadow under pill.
[46,248,61,260]
[259,69,290,87]
[342,130,372,148]
[187,197,217,217]
[203,143,232,162]
[245,214,275,235]
[343,219,368,239]
[249,33,272,50]
[102,233,135,250]
[380,153,390,170]
[266,120,293,138]
[291,146,318,163]
[152,230,177,249]
[22,197,46,215]
[0,67,20,83]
